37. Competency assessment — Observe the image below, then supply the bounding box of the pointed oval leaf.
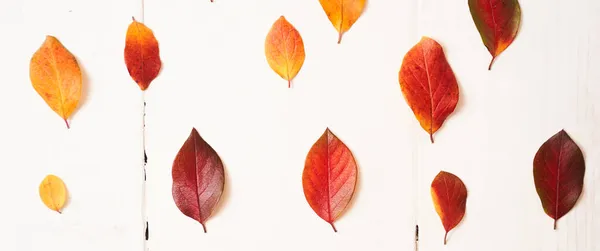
[533,130,585,230]
[469,0,521,70]
[398,37,459,143]
[124,17,162,91]
[29,35,82,129]
[302,128,358,232]
[319,0,366,43]
[39,174,68,213]
[431,171,467,245]
[264,16,305,88]
[172,128,225,233]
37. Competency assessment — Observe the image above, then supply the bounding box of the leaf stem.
[288,79,291,88]
[64,118,70,129]
[201,223,207,233]
[337,32,343,44]
[488,56,496,71]
[330,222,338,232]
[429,133,434,144]
[444,231,448,245]
[554,219,557,230]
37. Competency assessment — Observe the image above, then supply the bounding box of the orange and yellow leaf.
[319,0,366,43]
[124,17,162,91]
[264,16,305,88]
[29,36,82,129]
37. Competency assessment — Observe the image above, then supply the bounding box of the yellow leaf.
[264,16,305,88]
[39,174,68,213]
[319,0,367,43]
[29,36,82,129]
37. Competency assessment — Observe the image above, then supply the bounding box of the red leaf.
[430,171,467,245]
[469,0,521,70]
[302,128,358,232]
[124,17,162,90]
[533,130,585,230]
[398,37,459,143]
[172,128,225,232]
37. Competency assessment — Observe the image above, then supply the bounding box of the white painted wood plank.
[0,0,144,250]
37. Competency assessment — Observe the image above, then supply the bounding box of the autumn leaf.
[431,171,467,245]
[302,128,358,232]
[29,35,82,129]
[172,128,225,233]
[39,174,68,213]
[533,130,585,230]
[319,0,366,43]
[124,17,162,91]
[469,0,521,70]
[398,37,459,143]
[264,16,305,88]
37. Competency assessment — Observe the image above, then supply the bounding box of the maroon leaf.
[172,128,225,232]
[533,129,585,230]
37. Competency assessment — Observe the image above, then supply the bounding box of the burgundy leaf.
[533,129,585,229]
[172,128,225,232]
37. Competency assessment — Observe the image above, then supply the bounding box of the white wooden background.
[0,0,598,250]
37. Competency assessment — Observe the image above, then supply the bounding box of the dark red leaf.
[172,128,225,232]
[533,130,585,230]
[302,128,358,232]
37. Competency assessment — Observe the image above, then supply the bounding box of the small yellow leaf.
[39,175,68,213]
[29,36,82,129]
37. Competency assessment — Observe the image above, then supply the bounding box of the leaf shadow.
[445,179,468,244]
[452,81,465,115]
[70,57,90,124]
[210,162,230,219]
[62,177,72,213]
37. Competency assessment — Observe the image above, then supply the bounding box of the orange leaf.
[431,171,467,245]
[29,35,82,129]
[398,37,459,143]
[319,0,366,43]
[302,128,358,232]
[264,16,305,88]
[39,174,68,214]
[124,17,162,91]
